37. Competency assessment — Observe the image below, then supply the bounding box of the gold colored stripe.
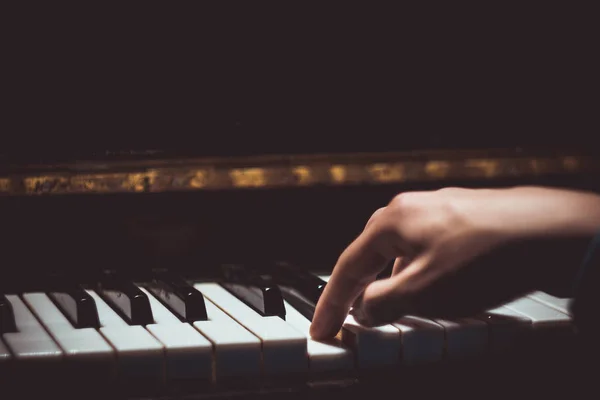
[0,178,10,194]
[0,152,597,196]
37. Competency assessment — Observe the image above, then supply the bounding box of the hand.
[310,186,600,340]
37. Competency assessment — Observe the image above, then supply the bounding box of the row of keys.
[0,265,575,395]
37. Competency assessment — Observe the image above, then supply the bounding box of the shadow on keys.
[0,264,583,400]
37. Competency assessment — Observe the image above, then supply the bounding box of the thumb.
[351,255,432,326]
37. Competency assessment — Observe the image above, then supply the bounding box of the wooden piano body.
[0,145,598,399]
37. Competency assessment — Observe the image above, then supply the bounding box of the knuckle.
[388,192,420,213]
[366,207,387,226]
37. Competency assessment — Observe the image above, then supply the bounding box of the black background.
[2,3,597,163]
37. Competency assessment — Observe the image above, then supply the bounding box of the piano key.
[0,338,11,367]
[192,298,262,384]
[286,286,402,370]
[0,338,11,387]
[392,316,445,366]
[503,296,572,330]
[1,294,17,334]
[527,291,572,315]
[280,286,317,321]
[321,273,490,362]
[503,295,575,360]
[146,270,208,322]
[317,274,332,282]
[281,297,354,376]
[48,284,101,329]
[87,290,165,388]
[341,315,402,369]
[85,290,128,328]
[220,264,286,319]
[480,305,532,352]
[0,338,9,360]
[135,281,268,388]
[97,272,154,325]
[434,317,489,360]
[138,286,213,383]
[313,274,403,369]
[22,292,116,385]
[1,295,64,392]
[253,261,326,305]
[238,263,318,323]
[137,287,180,325]
[195,282,307,378]
[2,294,63,361]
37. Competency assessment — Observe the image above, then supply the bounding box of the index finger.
[310,225,394,339]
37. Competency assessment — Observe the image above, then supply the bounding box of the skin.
[309,186,600,340]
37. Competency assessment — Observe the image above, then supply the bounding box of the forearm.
[468,186,600,296]
[485,186,600,241]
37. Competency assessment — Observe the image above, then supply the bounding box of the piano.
[2,9,599,398]
[0,141,598,400]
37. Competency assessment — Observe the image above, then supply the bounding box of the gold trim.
[1,150,598,196]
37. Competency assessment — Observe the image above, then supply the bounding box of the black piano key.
[0,295,17,334]
[242,262,334,321]
[220,263,286,319]
[97,271,154,325]
[256,261,326,305]
[281,287,318,321]
[146,270,208,322]
[48,284,101,329]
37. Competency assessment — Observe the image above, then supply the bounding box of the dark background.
[2,3,597,163]
[0,3,598,281]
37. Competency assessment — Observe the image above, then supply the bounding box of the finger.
[364,207,386,231]
[352,254,439,326]
[310,224,396,339]
[391,256,409,276]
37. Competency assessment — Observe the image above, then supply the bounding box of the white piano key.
[527,291,572,316]
[193,297,262,382]
[503,296,572,329]
[392,316,444,365]
[195,282,308,378]
[434,317,488,360]
[282,299,353,375]
[138,287,181,325]
[341,314,402,369]
[86,290,128,328]
[316,275,402,369]
[2,295,63,362]
[0,339,10,384]
[22,293,115,363]
[139,287,213,383]
[88,290,165,385]
[481,305,532,353]
[0,339,10,363]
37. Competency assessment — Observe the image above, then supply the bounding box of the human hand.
[310,186,600,340]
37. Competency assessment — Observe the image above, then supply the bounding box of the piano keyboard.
[0,267,576,398]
